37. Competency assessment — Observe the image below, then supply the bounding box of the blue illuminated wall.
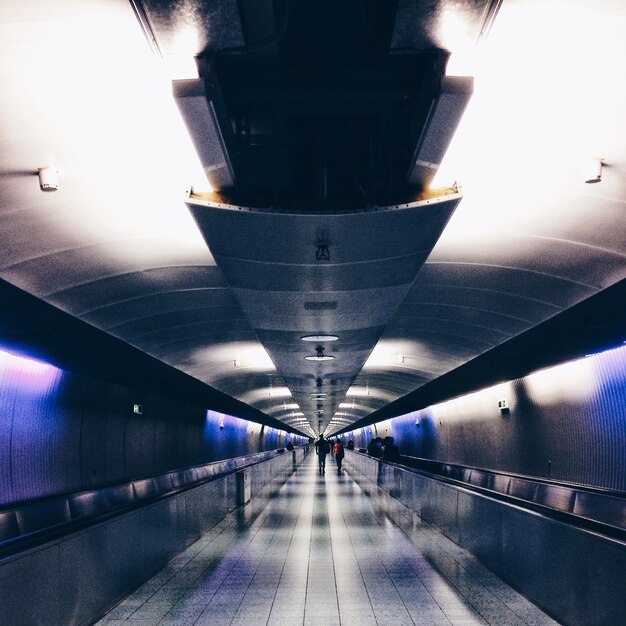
[0,349,305,507]
[345,345,626,491]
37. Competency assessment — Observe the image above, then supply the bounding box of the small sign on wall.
[133,404,143,414]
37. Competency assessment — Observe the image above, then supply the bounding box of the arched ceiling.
[0,0,625,438]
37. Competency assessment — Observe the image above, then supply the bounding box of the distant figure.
[346,439,354,450]
[286,441,294,451]
[333,439,345,472]
[382,436,401,463]
[367,437,383,458]
[315,435,330,473]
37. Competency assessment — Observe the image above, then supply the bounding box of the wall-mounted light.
[415,417,420,426]
[37,167,59,192]
[584,157,604,184]
[219,420,225,429]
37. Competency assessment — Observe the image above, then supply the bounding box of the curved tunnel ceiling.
[0,0,624,439]
[186,192,462,433]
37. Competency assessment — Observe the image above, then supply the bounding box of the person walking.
[315,434,330,474]
[333,439,345,473]
[382,436,401,463]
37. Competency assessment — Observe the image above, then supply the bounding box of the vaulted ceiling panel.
[81,290,239,328]
[48,267,229,313]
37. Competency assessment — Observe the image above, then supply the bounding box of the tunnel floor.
[96,454,557,625]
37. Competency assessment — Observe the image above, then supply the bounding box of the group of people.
[315,434,403,473]
[367,436,400,463]
[314,435,353,474]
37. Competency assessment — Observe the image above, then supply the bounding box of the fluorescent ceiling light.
[407,76,473,189]
[301,335,339,342]
[173,78,236,190]
[268,387,291,398]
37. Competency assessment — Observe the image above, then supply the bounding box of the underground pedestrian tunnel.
[0,1,625,624]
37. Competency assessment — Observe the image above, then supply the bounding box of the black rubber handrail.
[398,454,626,499]
[351,450,626,543]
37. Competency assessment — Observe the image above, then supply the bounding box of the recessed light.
[310,392,327,397]
[301,334,339,342]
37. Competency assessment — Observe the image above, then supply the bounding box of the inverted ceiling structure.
[0,0,625,438]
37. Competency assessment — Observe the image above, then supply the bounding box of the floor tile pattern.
[97,456,558,625]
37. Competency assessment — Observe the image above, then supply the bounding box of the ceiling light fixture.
[301,334,339,342]
[304,346,335,361]
[310,392,327,397]
[37,167,59,192]
[584,157,604,184]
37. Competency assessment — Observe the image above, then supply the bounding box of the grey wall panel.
[59,523,116,626]
[587,537,626,626]
[0,544,60,625]
[12,371,83,501]
[456,490,504,574]
[0,370,15,500]
[103,384,131,485]
[124,403,157,478]
[420,479,459,542]
[80,378,110,488]
[502,513,626,626]
[52,375,87,493]
[153,400,170,471]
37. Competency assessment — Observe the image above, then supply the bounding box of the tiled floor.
[97,455,558,625]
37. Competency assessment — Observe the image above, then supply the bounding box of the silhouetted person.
[368,437,383,458]
[286,441,294,451]
[315,435,330,473]
[382,436,400,463]
[346,439,354,450]
[333,439,345,472]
